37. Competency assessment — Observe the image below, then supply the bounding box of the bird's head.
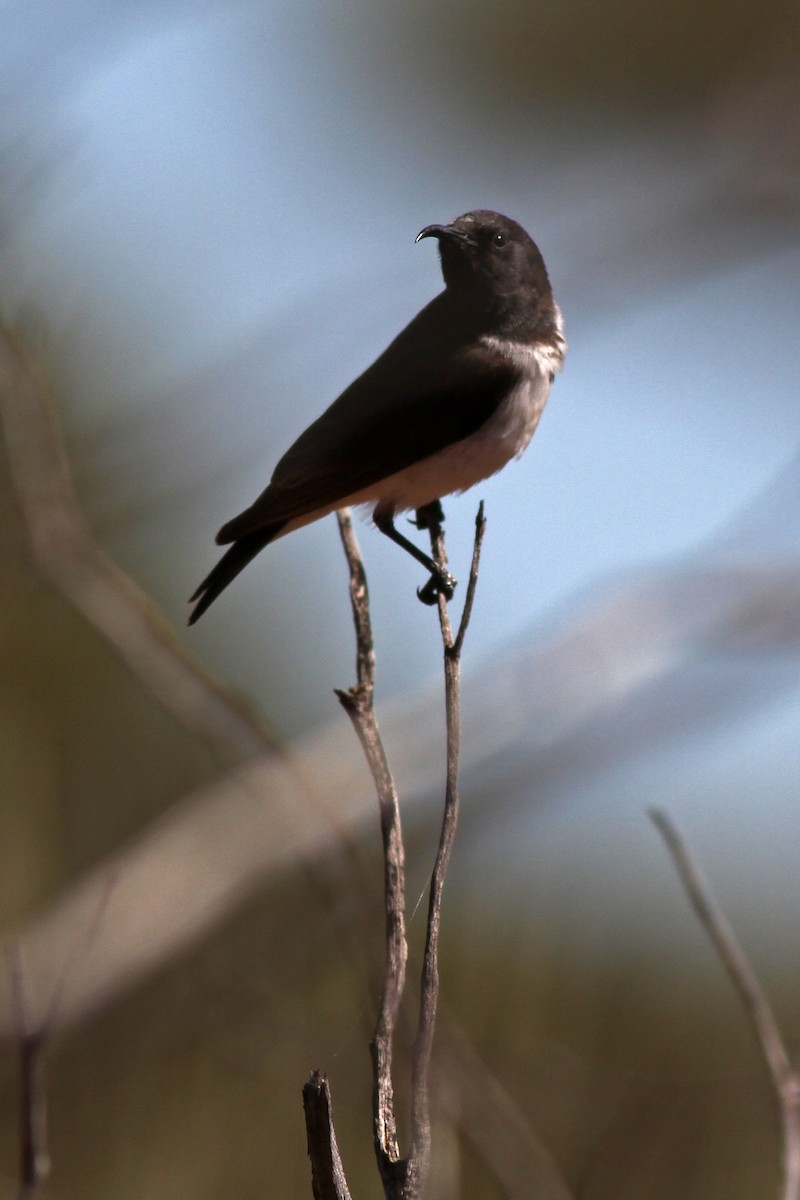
[415,210,551,313]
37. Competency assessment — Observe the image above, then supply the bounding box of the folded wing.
[218,301,519,544]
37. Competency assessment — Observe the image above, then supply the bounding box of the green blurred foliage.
[0,855,790,1198]
[1,0,798,1194]
[342,0,795,113]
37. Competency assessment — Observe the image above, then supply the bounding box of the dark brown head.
[418,209,551,300]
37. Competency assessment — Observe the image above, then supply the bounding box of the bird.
[188,209,565,624]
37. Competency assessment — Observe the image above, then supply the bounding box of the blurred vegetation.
[0,849,791,1197]
[2,0,799,1195]
[0,335,794,1196]
[0,478,223,921]
[364,0,793,108]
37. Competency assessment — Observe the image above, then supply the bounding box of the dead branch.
[302,1072,352,1200]
[0,327,276,764]
[406,501,485,1197]
[5,946,50,1200]
[651,808,800,1200]
[304,504,485,1200]
[333,509,407,1195]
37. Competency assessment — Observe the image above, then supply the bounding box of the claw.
[417,579,440,606]
[416,570,456,606]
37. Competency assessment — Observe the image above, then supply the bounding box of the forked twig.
[303,505,485,1200]
[651,808,800,1200]
[333,510,407,1194]
[406,502,485,1196]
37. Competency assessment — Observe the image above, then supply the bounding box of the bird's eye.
[493,232,506,247]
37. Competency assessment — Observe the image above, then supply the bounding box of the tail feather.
[188,522,284,624]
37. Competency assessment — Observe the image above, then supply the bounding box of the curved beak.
[415,223,469,245]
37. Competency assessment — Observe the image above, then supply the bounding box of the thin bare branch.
[5,946,50,1200]
[651,808,800,1200]
[302,1071,352,1200]
[0,327,277,764]
[313,506,485,1200]
[335,507,375,694]
[334,510,408,1192]
[453,502,487,657]
[405,503,485,1199]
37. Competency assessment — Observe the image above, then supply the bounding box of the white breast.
[367,362,552,514]
[279,327,563,534]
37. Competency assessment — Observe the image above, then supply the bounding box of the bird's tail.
[188,523,285,624]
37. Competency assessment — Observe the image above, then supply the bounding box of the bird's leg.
[412,499,445,532]
[412,502,454,604]
[374,506,457,604]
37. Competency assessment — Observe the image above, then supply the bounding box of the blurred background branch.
[0,328,276,765]
[5,946,49,1200]
[0,0,798,1195]
[652,809,800,1200]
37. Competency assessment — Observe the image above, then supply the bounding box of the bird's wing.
[217,329,520,544]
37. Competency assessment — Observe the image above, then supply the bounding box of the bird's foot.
[417,568,456,606]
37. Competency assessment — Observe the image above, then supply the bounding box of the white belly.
[280,362,552,536]
[368,368,551,513]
